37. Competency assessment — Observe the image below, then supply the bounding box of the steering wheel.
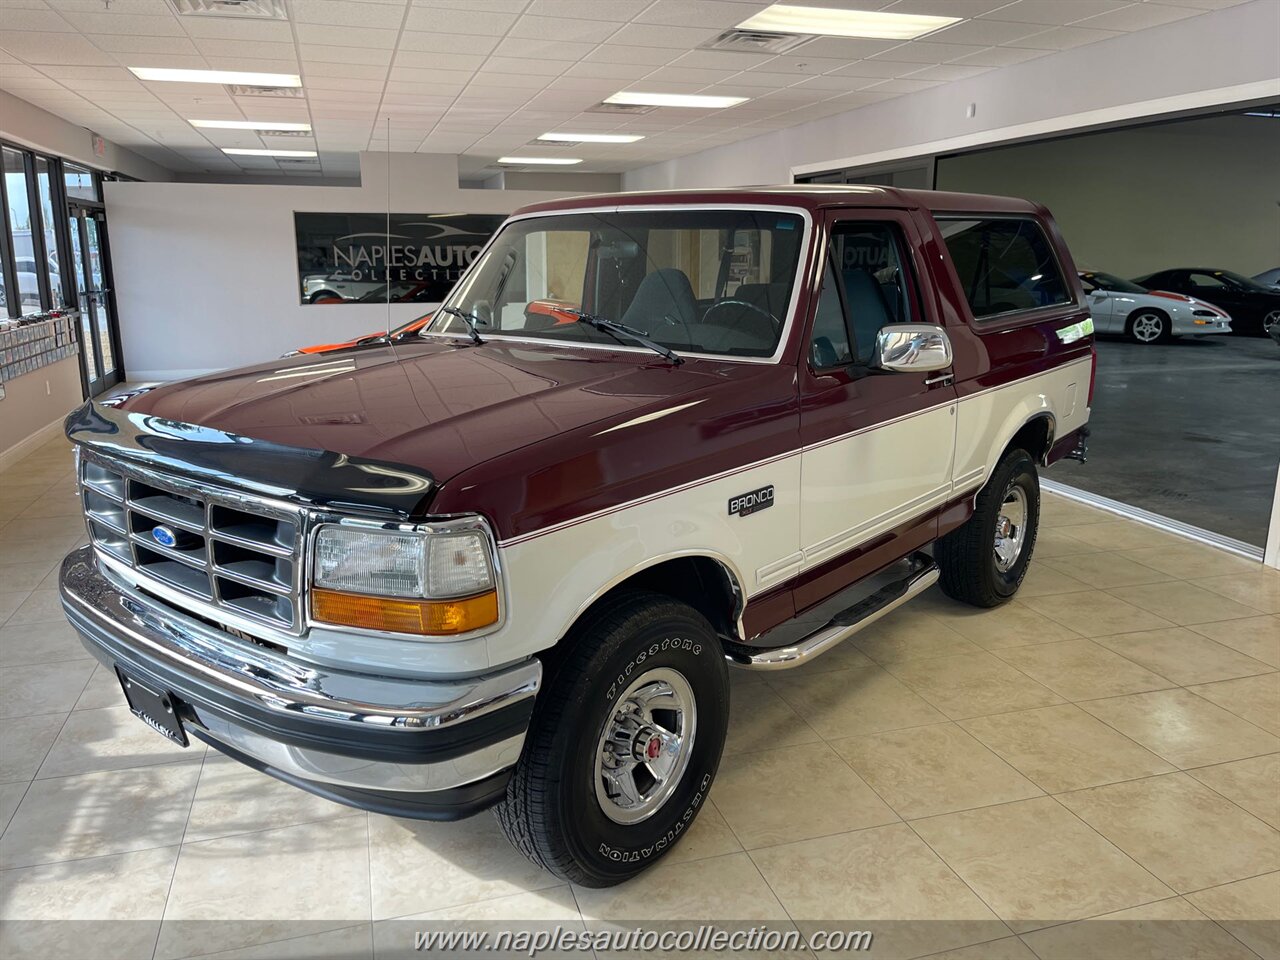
[702,299,782,338]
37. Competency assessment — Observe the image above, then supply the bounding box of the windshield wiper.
[562,308,682,365]
[437,306,485,345]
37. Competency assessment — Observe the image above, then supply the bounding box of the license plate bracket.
[116,668,188,747]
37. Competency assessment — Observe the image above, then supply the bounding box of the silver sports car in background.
[1079,271,1232,343]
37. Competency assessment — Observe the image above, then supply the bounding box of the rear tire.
[496,590,729,887]
[936,448,1040,607]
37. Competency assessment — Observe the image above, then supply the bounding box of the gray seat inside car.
[842,268,893,363]
[622,268,697,330]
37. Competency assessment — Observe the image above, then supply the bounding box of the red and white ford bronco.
[60,186,1092,886]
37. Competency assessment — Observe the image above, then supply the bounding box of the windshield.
[1212,270,1272,292]
[428,209,806,359]
[1080,271,1146,294]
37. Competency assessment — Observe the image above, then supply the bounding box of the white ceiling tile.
[35,64,135,80]
[1075,2,1203,31]
[863,76,944,93]
[188,38,293,59]
[482,56,570,77]
[60,11,187,36]
[301,61,390,79]
[299,44,393,65]
[403,6,518,34]
[4,8,77,31]
[870,40,988,63]
[667,49,778,70]
[948,44,1051,66]
[788,74,873,92]
[413,0,523,10]
[291,0,408,28]
[984,0,1132,25]
[747,55,859,74]
[927,18,1055,45]
[882,0,1012,15]
[827,59,918,78]
[202,57,298,72]
[635,0,765,28]
[605,23,724,50]
[296,23,400,50]
[0,31,117,66]
[47,0,174,14]
[176,17,294,42]
[643,66,740,85]
[525,0,647,20]
[397,31,500,55]
[905,62,995,81]
[306,76,387,92]
[582,44,677,66]
[716,70,800,87]
[508,15,621,43]
[792,36,904,59]
[1013,24,1124,50]
[90,33,198,56]
[492,37,598,61]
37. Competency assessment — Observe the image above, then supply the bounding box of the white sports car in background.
[1079,271,1232,343]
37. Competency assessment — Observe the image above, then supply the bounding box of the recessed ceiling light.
[736,4,959,40]
[223,148,317,157]
[537,132,645,143]
[191,119,312,131]
[130,67,301,86]
[604,92,748,109]
[498,156,583,165]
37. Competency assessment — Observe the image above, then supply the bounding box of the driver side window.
[830,222,916,364]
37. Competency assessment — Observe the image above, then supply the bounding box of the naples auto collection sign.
[295,212,505,305]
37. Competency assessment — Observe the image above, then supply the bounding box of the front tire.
[496,591,729,886]
[1126,309,1171,344]
[936,447,1040,607]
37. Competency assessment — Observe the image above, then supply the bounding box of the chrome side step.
[725,558,939,671]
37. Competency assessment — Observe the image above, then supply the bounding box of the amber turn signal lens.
[311,588,499,636]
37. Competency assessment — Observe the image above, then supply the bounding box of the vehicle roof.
[513,184,1044,218]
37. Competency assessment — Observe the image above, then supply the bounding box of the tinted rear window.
[938,217,1071,319]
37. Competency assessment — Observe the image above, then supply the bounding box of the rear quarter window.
[937,217,1072,320]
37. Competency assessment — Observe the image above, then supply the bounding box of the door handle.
[923,373,954,386]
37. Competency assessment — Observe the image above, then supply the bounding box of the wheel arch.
[564,551,747,648]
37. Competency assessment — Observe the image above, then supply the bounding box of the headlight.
[1192,310,1218,317]
[310,522,499,637]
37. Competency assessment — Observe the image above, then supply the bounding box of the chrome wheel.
[993,484,1028,573]
[593,667,696,825]
[1264,310,1280,336]
[1131,312,1165,343]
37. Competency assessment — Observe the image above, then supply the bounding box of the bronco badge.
[728,485,774,517]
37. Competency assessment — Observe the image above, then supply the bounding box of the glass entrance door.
[68,205,121,396]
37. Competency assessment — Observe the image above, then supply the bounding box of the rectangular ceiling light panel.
[603,92,749,109]
[130,67,302,87]
[224,148,317,157]
[538,133,645,143]
[191,119,311,131]
[736,4,960,40]
[498,156,583,165]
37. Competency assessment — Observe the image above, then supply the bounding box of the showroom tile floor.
[1,434,1278,960]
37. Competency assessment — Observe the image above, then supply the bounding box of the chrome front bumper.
[59,546,540,819]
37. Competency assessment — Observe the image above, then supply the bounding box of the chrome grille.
[79,453,305,634]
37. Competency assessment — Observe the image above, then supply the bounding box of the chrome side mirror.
[875,324,953,374]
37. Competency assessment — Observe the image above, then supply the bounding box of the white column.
[1266,461,1280,570]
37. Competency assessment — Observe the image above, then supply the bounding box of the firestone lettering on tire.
[606,637,702,701]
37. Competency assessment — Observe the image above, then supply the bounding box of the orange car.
[293,313,433,355]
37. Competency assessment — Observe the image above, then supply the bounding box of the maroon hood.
[124,339,718,483]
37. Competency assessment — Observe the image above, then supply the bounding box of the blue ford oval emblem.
[151,525,178,548]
